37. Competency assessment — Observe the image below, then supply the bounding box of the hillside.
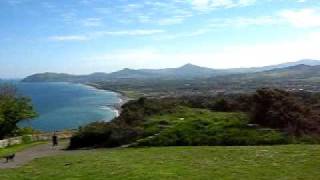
[21,72,78,82]
[91,64,320,98]
[230,64,320,80]
[226,59,320,73]
[204,64,320,92]
[22,64,219,82]
[22,59,320,83]
[140,63,222,78]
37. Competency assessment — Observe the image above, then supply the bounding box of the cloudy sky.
[1,0,320,78]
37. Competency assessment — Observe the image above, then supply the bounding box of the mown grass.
[0,145,319,180]
[140,107,286,146]
[0,142,45,157]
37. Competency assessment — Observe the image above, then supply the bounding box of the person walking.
[52,132,58,147]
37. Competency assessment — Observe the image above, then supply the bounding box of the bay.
[6,82,120,132]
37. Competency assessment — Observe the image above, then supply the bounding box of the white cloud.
[6,0,24,5]
[81,18,103,27]
[190,0,256,11]
[279,8,320,28]
[122,3,144,12]
[95,29,165,36]
[89,31,320,69]
[49,35,89,41]
[190,0,212,10]
[209,16,277,28]
[48,29,165,41]
[164,8,320,39]
[154,16,278,40]
[157,16,185,25]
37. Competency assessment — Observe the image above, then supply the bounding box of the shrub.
[0,84,37,139]
[22,135,32,144]
[69,122,142,149]
[250,88,320,136]
[138,116,287,146]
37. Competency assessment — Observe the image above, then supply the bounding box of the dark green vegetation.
[69,88,320,149]
[1,145,319,179]
[0,141,44,157]
[0,84,37,139]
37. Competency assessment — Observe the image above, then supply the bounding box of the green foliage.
[69,122,142,149]
[0,84,37,139]
[250,88,320,136]
[16,127,39,136]
[21,135,32,144]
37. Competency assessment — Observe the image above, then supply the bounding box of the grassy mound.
[139,107,287,146]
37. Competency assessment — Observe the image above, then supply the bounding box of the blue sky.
[1,0,320,78]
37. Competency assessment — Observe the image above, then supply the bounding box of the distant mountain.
[22,59,320,83]
[244,64,320,80]
[224,59,320,73]
[208,64,320,88]
[253,59,320,71]
[108,68,158,79]
[23,63,221,82]
[275,59,320,67]
[22,72,77,82]
[140,63,221,78]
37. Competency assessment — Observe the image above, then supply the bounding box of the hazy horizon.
[1,0,320,78]
[1,59,317,79]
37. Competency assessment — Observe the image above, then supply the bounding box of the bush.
[22,135,32,144]
[250,88,320,136]
[138,119,287,146]
[16,127,38,136]
[69,122,142,149]
[0,84,37,139]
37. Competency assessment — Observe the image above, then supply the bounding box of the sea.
[1,81,120,132]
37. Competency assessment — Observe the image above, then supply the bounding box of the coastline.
[15,81,126,132]
[18,81,129,121]
[85,82,130,118]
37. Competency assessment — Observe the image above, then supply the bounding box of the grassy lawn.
[0,142,45,157]
[0,145,319,179]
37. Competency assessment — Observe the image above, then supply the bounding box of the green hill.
[138,107,286,146]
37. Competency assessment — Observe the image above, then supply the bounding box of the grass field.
[0,142,45,157]
[0,145,319,180]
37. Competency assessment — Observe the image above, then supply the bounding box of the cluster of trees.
[70,88,320,149]
[251,89,320,137]
[0,84,37,139]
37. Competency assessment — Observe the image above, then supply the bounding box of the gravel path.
[0,141,72,169]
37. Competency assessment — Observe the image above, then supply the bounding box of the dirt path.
[0,141,73,169]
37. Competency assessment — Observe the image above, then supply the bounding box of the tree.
[250,88,311,135]
[0,84,37,139]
